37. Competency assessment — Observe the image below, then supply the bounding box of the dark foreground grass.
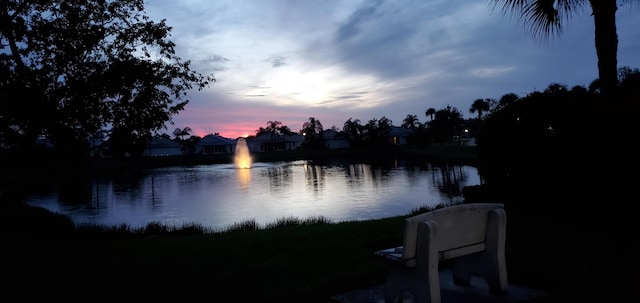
[2,202,404,302]
[3,201,637,302]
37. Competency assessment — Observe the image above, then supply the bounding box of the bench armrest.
[375,247,416,267]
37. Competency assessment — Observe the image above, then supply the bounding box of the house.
[322,129,350,149]
[197,134,236,154]
[144,136,183,156]
[385,126,413,145]
[246,132,304,152]
[88,136,111,158]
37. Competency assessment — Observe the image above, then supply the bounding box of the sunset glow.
[149,1,639,141]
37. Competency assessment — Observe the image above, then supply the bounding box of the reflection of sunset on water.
[237,168,251,191]
[27,160,482,231]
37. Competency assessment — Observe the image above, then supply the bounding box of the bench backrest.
[401,203,505,260]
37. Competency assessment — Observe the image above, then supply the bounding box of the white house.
[385,126,413,145]
[144,136,183,156]
[322,129,350,149]
[197,134,237,154]
[246,133,304,152]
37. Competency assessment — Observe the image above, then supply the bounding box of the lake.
[26,157,482,230]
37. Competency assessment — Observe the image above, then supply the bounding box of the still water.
[27,158,481,230]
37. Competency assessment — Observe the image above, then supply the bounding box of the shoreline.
[1,144,478,202]
[87,145,479,171]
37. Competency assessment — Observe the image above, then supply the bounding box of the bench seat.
[375,203,508,303]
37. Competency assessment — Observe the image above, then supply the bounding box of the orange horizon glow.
[187,125,255,140]
[165,102,355,141]
[210,121,263,139]
[167,107,345,140]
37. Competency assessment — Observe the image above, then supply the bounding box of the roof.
[198,134,236,146]
[322,129,339,139]
[250,132,304,144]
[148,137,181,149]
[387,126,413,137]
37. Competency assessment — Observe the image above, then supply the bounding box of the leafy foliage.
[301,117,324,149]
[475,67,639,212]
[488,0,639,97]
[0,0,214,158]
[426,105,464,144]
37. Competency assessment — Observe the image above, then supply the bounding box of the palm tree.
[343,118,363,146]
[173,127,191,140]
[469,98,491,120]
[494,93,520,112]
[430,105,465,144]
[302,117,323,137]
[377,116,393,131]
[302,117,324,146]
[401,114,420,129]
[266,120,282,133]
[488,0,638,97]
[256,120,283,137]
[425,108,436,121]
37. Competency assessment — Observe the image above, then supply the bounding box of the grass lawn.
[3,201,636,302]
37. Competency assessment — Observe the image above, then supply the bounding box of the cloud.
[268,55,287,67]
[147,0,640,139]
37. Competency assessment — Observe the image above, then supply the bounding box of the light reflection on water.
[27,159,482,230]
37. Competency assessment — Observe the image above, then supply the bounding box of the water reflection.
[263,163,294,190]
[429,163,470,203]
[303,162,325,192]
[237,168,251,191]
[27,159,482,230]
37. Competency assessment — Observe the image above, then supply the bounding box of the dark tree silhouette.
[343,118,364,147]
[302,117,324,138]
[425,108,437,121]
[488,0,639,98]
[427,105,464,144]
[173,127,192,140]
[256,121,282,136]
[493,93,520,113]
[301,117,324,149]
[361,116,392,146]
[469,98,491,120]
[401,114,420,129]
[0,0,213,158]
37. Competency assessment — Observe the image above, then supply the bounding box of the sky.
[145,0,640,139]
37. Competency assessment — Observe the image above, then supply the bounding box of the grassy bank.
[2,206,403,302]
[3,201,635,302]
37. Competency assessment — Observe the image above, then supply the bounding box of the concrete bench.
[374,203,508,303]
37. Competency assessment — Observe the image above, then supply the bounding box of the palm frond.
[524,0,562,38]
[489,0,589,39]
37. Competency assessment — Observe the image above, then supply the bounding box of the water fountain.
[234,137,252,169]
